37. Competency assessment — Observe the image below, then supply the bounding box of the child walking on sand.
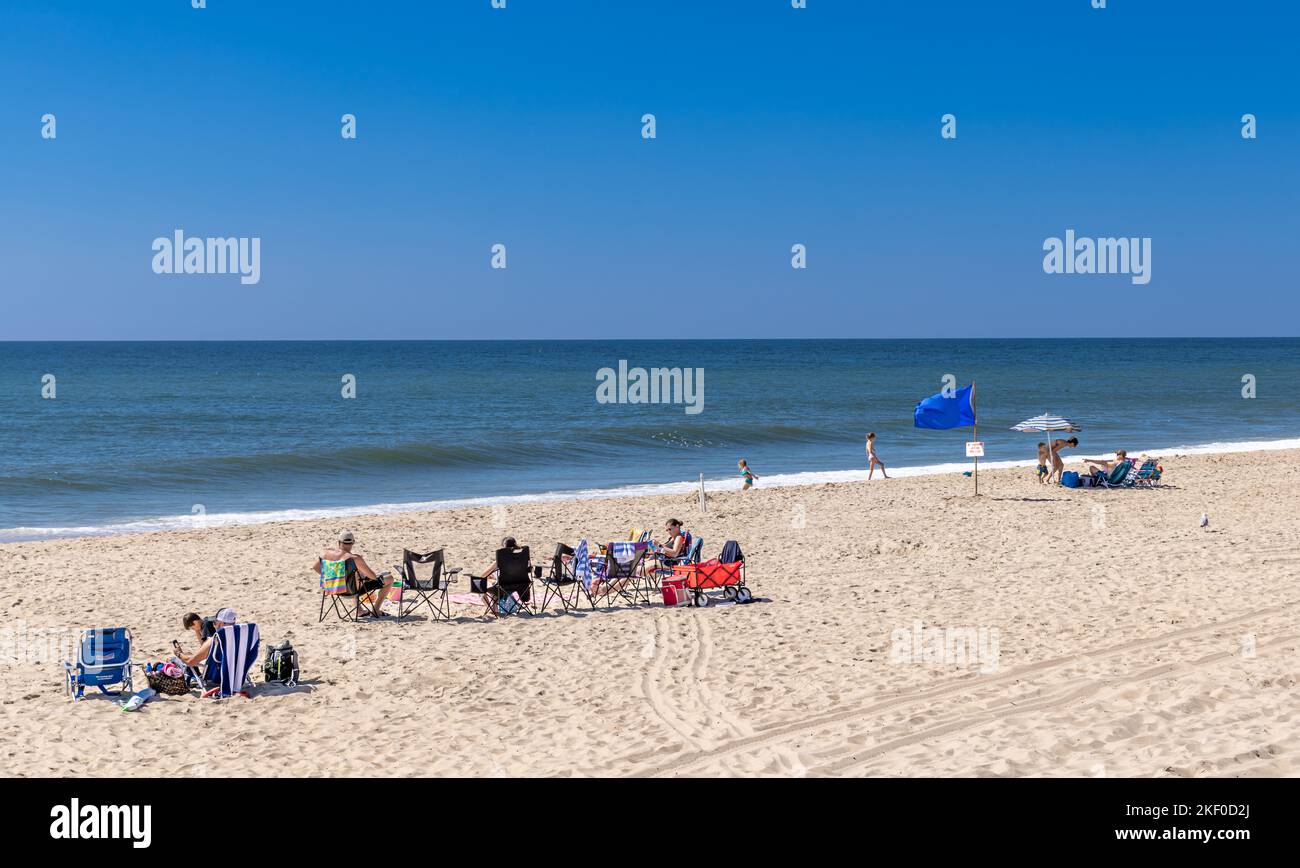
[1036,442,1049,484]
[738,459,757,490]
[866,432,889,479]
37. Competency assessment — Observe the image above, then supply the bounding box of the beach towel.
[319,558,350,594]
[573,540,595,589]
[609,541,640,567]
[205,623,260,699]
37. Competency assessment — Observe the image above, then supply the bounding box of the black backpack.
[262,640,299,686]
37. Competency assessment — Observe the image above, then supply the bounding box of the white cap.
[216,608,237,623]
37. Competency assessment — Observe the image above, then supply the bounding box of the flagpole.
[972,381,978,496]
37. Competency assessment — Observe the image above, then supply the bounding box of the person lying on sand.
[313,530,393,617]
[1048,437,1078,484]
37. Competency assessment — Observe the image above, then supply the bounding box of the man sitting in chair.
[314,531,394,618]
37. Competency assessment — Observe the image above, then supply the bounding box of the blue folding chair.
[660,534,703,570]
[63,627,134,701]
[203,623,260,699]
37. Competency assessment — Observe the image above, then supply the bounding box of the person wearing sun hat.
[313,530,393,617]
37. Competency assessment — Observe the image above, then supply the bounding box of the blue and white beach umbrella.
[1010,414,1081,435]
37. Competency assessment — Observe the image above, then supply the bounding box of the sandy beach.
[3,448,1297,778]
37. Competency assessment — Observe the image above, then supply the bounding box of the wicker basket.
[145,670,192,696]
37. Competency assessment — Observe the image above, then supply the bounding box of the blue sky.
[1,0,1295,339]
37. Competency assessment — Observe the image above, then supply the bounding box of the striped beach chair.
[1133,459,1160,488]
[203,623,261,699]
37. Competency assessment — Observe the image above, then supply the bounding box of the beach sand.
[2,449,1297,778]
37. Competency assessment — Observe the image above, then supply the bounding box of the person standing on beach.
[866,432,889,479]
[1047,437,1078,484]
[738,459,757,490]
[1036,442,1050,484]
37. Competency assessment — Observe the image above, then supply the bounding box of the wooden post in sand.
[698,473,707,513]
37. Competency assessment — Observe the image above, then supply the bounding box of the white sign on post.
[965,441,985,458]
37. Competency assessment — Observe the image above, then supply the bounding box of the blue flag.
[914,385,976,430]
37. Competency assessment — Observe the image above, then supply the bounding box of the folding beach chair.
[471,545,535,617]
[657,534,702,573]
[396,548,461,621]
[592,541,648,606]
[1133,459,1160,488]
[203,623,261,699]
[1097,459,1137,489]
[538,543,594,613]
[318,557,363,622]
[63,627,134,701]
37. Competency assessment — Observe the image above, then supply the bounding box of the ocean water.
[2,339,1297,540]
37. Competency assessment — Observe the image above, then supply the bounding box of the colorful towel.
[319,558,349,594]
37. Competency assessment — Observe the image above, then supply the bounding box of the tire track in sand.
[814,630,1300,776]
[646,600,1299,777]
[639,613,705,751]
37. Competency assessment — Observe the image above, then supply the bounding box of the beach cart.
[669,558,751,607]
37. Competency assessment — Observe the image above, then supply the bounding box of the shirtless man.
[313,531,393,617]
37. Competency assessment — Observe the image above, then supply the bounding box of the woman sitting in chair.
[648,518,690,568]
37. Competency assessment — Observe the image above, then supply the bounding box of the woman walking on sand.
[866,432,889,479]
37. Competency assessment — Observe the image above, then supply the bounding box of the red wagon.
[669,557,751,607]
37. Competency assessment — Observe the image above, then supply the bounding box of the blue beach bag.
[1061,471,1080,488]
